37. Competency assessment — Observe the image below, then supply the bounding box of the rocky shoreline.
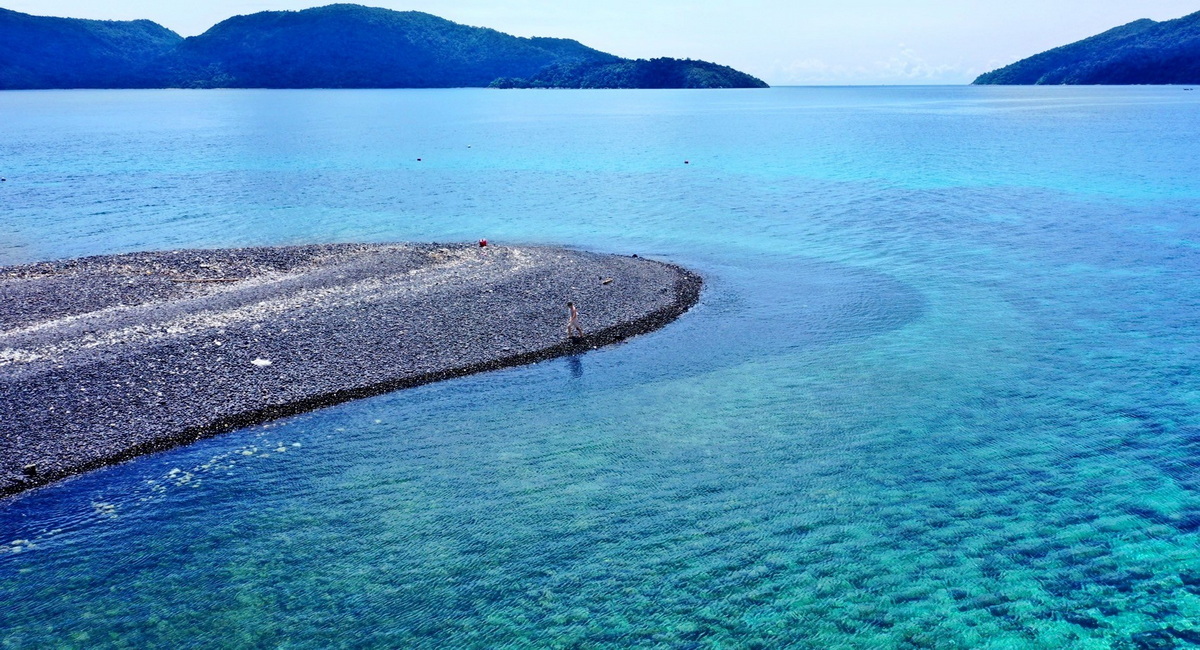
[0,243,702,498]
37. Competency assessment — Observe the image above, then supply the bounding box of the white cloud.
[772,45,971,85]
[874,45,965,81]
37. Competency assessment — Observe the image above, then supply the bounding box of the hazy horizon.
[4,1,1199,85]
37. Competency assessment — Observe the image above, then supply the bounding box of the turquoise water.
[2,86,1200,648]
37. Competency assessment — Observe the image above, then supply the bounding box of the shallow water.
[2,86,1200,648]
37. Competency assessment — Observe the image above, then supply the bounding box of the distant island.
[490,58,766,90]
[975,10,1200,85]
[0,4,768,90]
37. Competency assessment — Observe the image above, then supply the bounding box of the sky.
[7,1,1200,85]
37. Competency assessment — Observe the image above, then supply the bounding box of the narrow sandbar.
[0,243,701,497]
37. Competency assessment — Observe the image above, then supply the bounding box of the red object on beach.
[479,239,488,248]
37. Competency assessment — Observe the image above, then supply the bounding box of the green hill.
[0,8,181,89]
[0,4,767,90]
[170,4,619,88]
[491,58,769,89]
[975,11,1200,84]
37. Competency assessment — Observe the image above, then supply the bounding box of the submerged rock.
[1131,629,1178,650]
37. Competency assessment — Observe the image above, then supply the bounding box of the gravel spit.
[0,243,702,497]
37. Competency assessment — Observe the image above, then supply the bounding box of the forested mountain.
[170,5,619,88]
[491,58,770,89]
[974,11,1200,84]
[0,8,181,89]
[0,4,767,89]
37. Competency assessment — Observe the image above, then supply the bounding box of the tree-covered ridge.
[0,4,766,90]
[0,8,181,89]
[170,4,619,88]
[491,58,769,89]
[974,11,1200,85]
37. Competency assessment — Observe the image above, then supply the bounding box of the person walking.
[566,301,584,339]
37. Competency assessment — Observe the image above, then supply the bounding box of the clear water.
[3,86,1200,648]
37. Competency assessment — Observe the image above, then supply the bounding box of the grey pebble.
[0,242,701,497]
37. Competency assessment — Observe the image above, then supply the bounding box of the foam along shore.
[0,243,702,497]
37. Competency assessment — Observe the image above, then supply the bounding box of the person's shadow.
[566,355,583,379]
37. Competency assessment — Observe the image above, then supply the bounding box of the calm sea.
[2,87,1200,648]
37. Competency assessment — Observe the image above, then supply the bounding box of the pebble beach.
[0,243,702,497]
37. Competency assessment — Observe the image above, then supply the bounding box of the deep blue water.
[2,86,1200,648]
